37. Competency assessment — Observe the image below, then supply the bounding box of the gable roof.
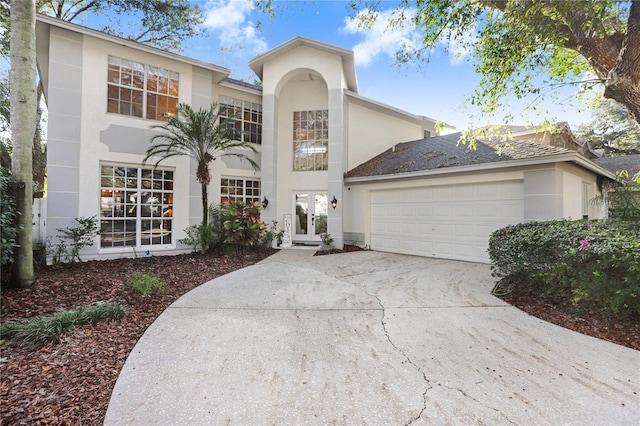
[345,132,616,183]
[248,36,358,92]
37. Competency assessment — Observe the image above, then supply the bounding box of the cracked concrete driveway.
[105,250,640,425]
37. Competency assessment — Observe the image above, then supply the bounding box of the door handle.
[311,214,315,225]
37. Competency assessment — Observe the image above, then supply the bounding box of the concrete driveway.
[105,250,640,425]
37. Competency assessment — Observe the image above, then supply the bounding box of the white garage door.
[370,181,524,263]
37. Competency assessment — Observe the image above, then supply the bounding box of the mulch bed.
[1,247,638,425]
[1,249,275,425]
[502,288,640,351]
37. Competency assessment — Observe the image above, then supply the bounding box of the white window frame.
[220,177,261,204]
[107,56,179,121]
[218,96,262,144]
[99,163,175,250]
[293,110,329,171]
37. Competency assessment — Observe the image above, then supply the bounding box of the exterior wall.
[42,25,256,260]
[522,163,605,221]
[45,26,84,250]
[347,102,423,169]
[260,45,347,248]
[558,162,606,220]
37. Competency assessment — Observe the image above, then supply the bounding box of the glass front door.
[293,192,328,242]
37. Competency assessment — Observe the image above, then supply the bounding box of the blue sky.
[0,0,594,131]
[182,0,594,131]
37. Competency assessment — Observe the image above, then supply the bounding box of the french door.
[293,192,328,242]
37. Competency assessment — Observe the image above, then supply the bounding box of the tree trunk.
[9,0,37,288]
[603,1,640,126]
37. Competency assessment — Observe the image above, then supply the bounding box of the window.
[293,110,328,171]
[100,164,174,248]
[220,178,261,204]
[107,56,179,121]
[219,96,262,144]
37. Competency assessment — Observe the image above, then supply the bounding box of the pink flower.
[579,240,589,252]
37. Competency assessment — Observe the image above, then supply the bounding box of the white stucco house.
[35,14,616,264]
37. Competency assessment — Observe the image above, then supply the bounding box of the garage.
[370,180,524,263]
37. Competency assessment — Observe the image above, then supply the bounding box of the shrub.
[1,301,125,347]
[0,167,18,268]
[127,271,165,296]
[223,201,267,251]
[179,203,227,254]
[260,220,285,247]
[49,216,100,264]
[489,219,640,319]
[320,232,334,252]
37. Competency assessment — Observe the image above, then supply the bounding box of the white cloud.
[342,7,476,67]
[203,0,267,55]
[341,8,422,67]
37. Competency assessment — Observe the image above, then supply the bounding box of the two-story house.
[35,14,614,263]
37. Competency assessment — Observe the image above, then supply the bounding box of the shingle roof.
[223,77,263,92]
[593,155,640,181]
[345,132,573,179]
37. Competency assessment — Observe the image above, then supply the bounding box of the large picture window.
[219,96,262,144]
[220,178,261,204]
[107,56,179,121]
[293,110,328,171]
[100,164,174,248]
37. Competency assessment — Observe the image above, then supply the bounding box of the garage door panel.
[370,180,524,263]
[435,205,453,218]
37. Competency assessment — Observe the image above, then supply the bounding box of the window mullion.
[136,169,142,247]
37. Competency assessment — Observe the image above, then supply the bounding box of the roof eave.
[218,80,263,96]
[248,36,358,91]
[345,152,617,184]
[36,14,230,82]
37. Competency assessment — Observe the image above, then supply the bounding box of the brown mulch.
[313,244,364,256]
[1,248,638,425]
[501,288,640,351]
[0,249,276,426]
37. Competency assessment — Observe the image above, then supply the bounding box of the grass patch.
[1,301,125,347]
[127,271,165,297]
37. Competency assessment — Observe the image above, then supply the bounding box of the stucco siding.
[347,102,423,169]
[46,26,83,245]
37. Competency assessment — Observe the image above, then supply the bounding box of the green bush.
[127,271,165,296]
[1,301,125,347]
[0,167,18,268]
[223,201,267,252]
[49,216,101,264]
[488,219,640,319]
[179,203,227,254]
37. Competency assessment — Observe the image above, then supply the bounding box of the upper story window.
[219,96,262,144]
[293,110,328,171]
[107,56,179,121]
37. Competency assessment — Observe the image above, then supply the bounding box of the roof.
[593,155,640,181]
[222,77,263,93]
[345,132,615,182]
[248,36,358,92]
[35,14,230,82]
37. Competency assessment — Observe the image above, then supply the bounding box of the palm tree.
[144,102,259,229]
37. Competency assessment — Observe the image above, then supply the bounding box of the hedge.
[488,219,640,319]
